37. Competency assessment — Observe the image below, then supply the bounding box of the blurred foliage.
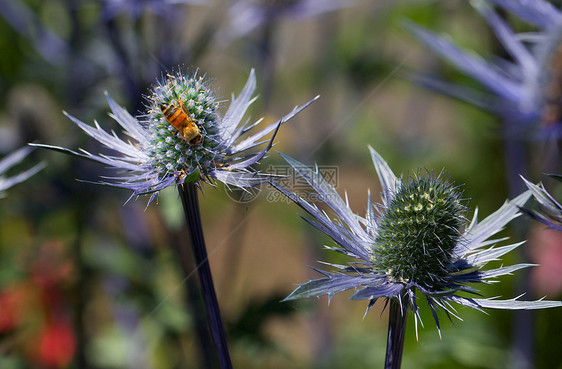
[1,0,561,368]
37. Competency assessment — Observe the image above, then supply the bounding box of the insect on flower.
[159,89,202,145]
[30,69,317,204]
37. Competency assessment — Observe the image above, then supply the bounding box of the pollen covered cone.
[372,175,466,291]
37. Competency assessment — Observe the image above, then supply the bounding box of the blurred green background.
[1,0,561,368]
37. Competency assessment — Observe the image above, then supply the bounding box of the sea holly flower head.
[0,147,43,197]
[32,69,315,204]
[408,0,562,138]
[273,147,562,334]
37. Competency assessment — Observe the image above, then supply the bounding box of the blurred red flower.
[34,318,76,369]
[0,285,27,332]
[0,241,76,367]
[529,225,562,296]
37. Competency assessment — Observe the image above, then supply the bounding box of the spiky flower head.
[144,72,222,182]
[408,0,562,138]
[372,173,466,291]
[0,147,43,197]
[33,69,315,204]
[273,147,562,334]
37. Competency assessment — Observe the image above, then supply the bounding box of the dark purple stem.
[169,228,218,369]
[502,122,534,369]
[384,294,408,369]
[178,183,233,369]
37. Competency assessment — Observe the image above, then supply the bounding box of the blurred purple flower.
[100,0,209,20]
[0,0,68,64]
[273,147,562,335]
[0,147,43,196]
[408,0,562,138]
[218,0,356,42]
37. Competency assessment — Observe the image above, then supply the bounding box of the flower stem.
[178,182,233,369]
[169,228,218,369]
[384,294,408,369]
